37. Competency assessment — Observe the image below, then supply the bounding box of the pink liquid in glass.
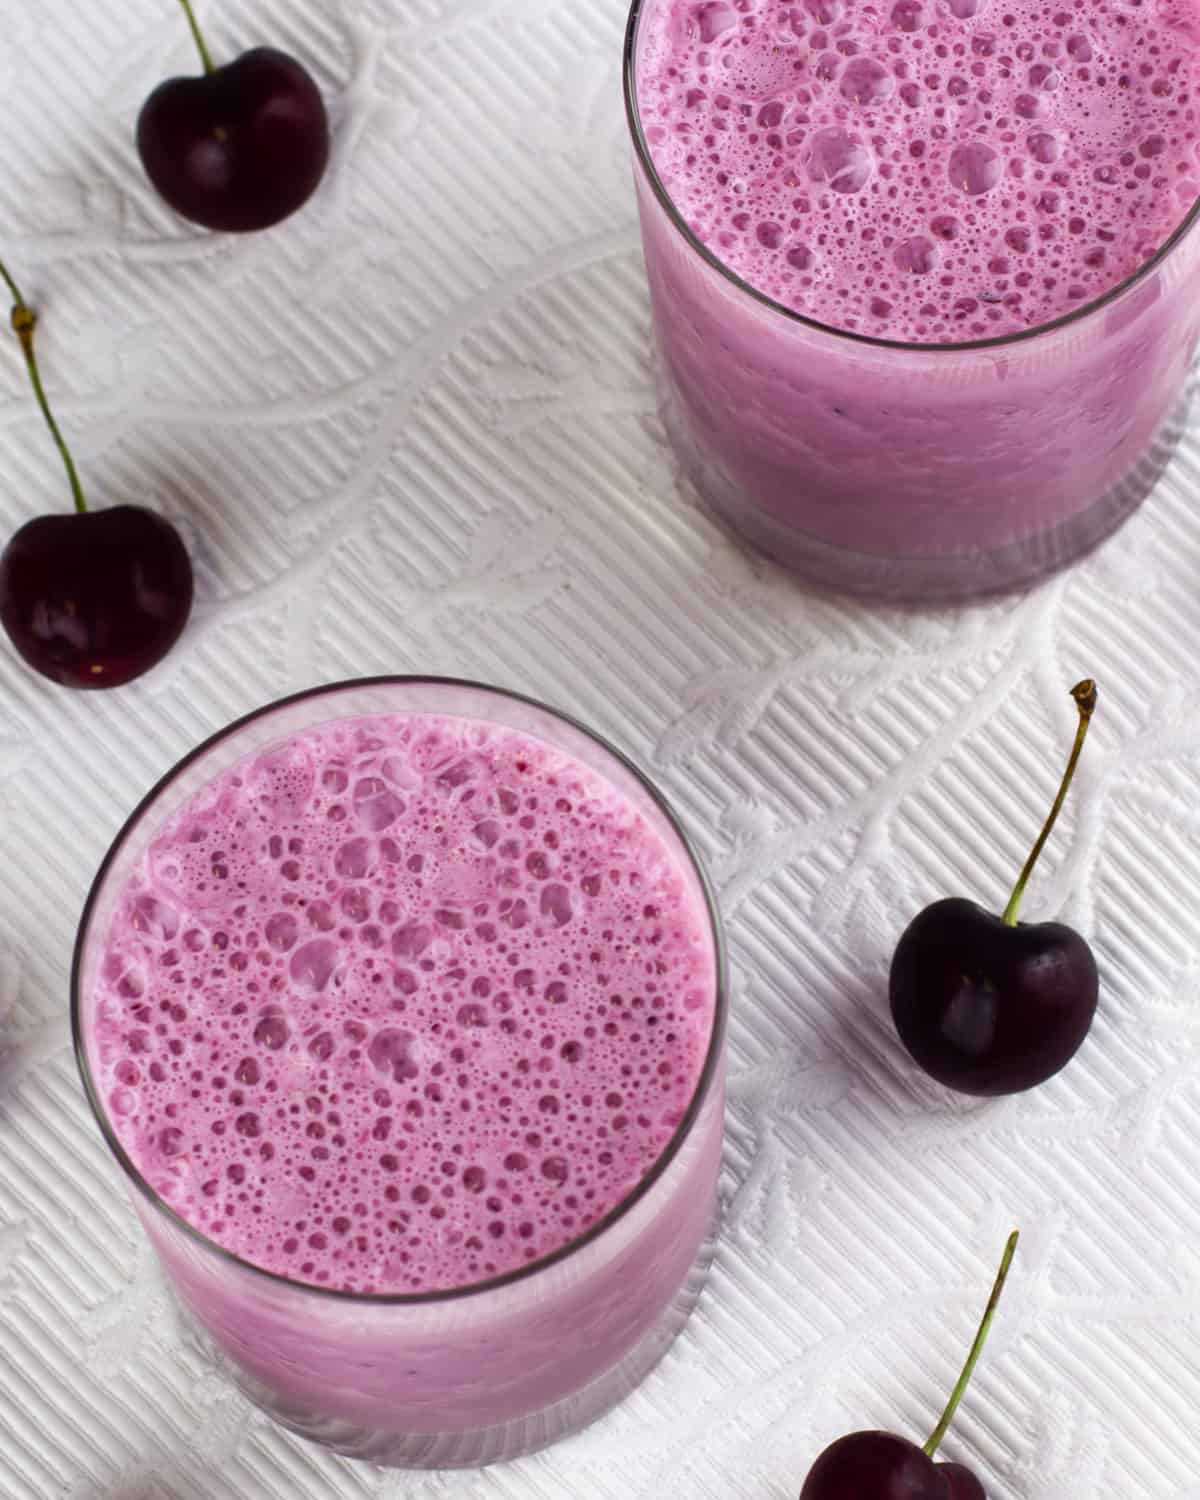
[639,0,1200,341]
[77,687,723,1464]
[91,714,713,1294]
[627,0,1200,595]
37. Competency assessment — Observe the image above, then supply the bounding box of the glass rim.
[71,675,729,1308]
[622,0,1200,356]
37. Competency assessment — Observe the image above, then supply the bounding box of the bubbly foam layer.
[89,715,715,1294]
[637,0,1200,339]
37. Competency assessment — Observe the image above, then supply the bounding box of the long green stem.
[1001,680,1097,926]
[178,0,216,73]
[923,1231,1020,1459]
[0,260,88,515]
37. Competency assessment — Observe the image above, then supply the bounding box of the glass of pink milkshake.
[72,678,726,1468]
[626,0,1200,598]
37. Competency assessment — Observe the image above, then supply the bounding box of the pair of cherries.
[802,681,1100,1496]
[0,0,328,688]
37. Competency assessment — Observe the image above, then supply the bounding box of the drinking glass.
[73,677,727,1468]
[624,0,1200,600]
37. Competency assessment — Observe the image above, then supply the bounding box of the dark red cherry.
[137,5,328,233]
[0,263,193,688]
[798,1437,990,1500]
[799,1431,944,1499]
[891,680,1099,1096]
[798,1234,1016,1500]
[0,506,192,688]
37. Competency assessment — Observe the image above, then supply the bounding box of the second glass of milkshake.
[626,0,1200,598]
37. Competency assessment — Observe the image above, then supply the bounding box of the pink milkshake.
[74,679,725,1466]
[626,0,1200,595]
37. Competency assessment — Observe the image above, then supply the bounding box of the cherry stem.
[0,260,88,516]
[1001,679,1097,927]
[922,1230,1019,1459]
[177,0,216,74]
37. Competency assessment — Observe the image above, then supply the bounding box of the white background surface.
[2,0,1200,1496]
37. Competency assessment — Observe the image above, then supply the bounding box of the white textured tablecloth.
[2,1,1200,1496]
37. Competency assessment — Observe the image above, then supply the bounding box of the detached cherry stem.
[177,0,216,74]
[1001,679,1097,927]
[922,1230,1020,1460]
[0,259,88,516]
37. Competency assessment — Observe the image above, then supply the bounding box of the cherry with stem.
[890,681,1100,1096]
[0,263,194,689]
[137,0,330,233]
[799,1231,1020,1499]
